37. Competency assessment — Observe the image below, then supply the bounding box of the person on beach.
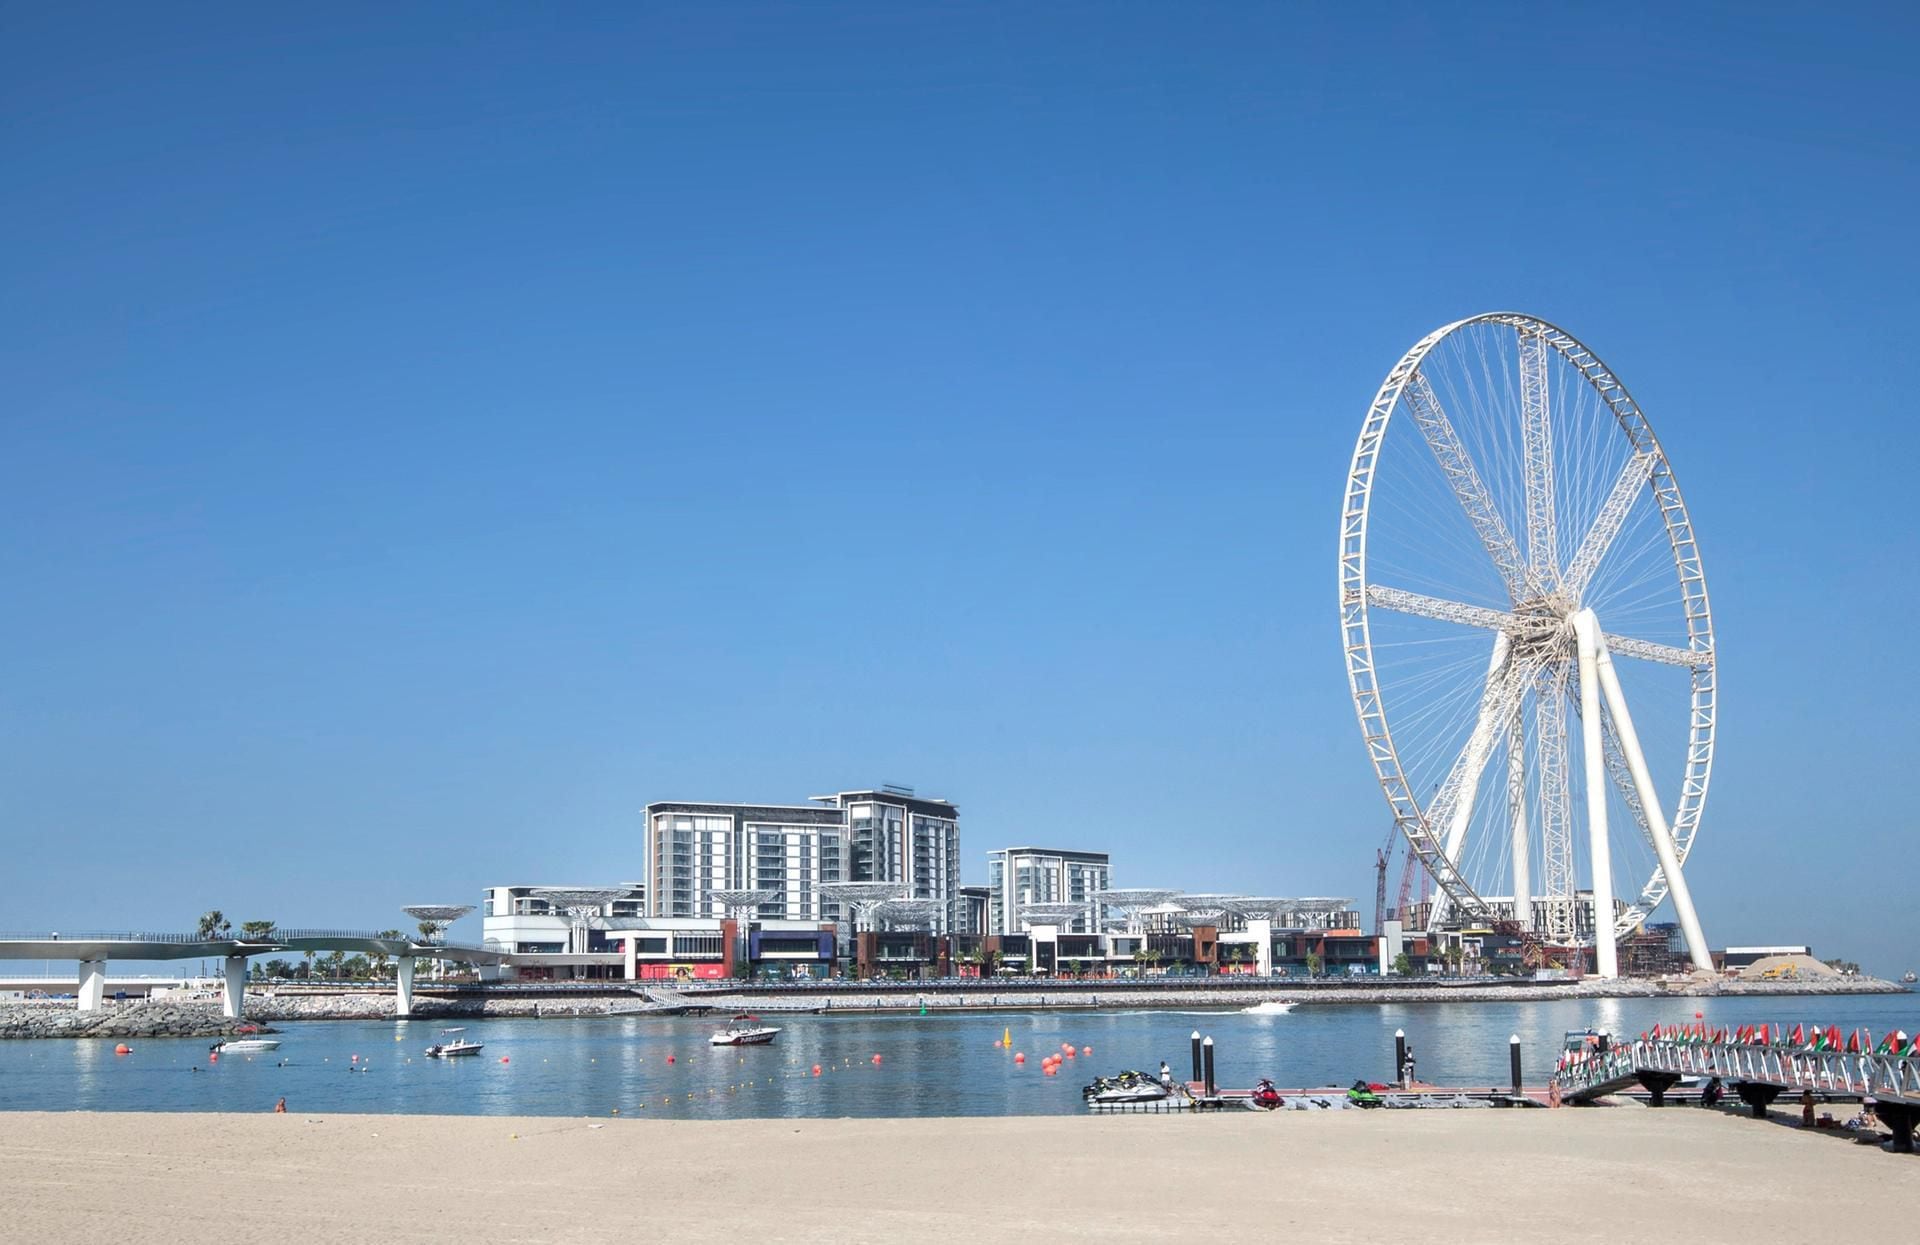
[274,1097,287,1114]
[1547,1081,1561,1108]
[1800,1088,1816,1127]
[1160,1061,1173,1089]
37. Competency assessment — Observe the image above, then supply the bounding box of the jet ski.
[1247,1079,1284,1110]
[1083,1070,1171,1105]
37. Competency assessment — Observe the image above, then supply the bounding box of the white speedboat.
[424,1028,484,1058]
[709,1015,781,1046]
[211,1037,281,1055]
[1242,1001,1296,1015]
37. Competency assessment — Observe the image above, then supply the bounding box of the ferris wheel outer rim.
[1338,311,1716,942]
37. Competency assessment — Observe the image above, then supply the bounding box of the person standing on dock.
[1160,1061,1173,1090]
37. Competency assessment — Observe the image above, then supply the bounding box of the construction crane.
[1373,846,1390,936]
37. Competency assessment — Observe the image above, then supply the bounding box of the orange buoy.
[1064,1049,1075,1059]
[871,1054,883,1064]
[1082,1046,1091,1056]
[1044,1065,1057,1076]
[1014,1052,1025,1064]
[113,1044,131,1056]
[499,1056,510,1064]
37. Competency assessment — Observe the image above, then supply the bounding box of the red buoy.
[1014,1052,1025,1064]
[1044,1065,1057,1076]
[871,1054,883,1064]
[812,1064,822,1077]
[114,1044,131,1056]
[666,1054,675,1064]
[499,1056,510,1064]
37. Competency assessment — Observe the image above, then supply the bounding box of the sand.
[3,1108,1913,1244]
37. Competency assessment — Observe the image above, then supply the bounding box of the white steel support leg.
[1441,634,1512,866]
[1430,634,1512,931]
[1572,612,1619,978]
[77,959,107,1012]
[1587,615,1715,973]
[221,955,247,1019]
[1507,699,1532,931]
[396,956,416,1019]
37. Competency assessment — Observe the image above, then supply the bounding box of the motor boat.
[1242,1001,1296,1016]
[424,1028,484,1058]
[1246,1079,1284,1110]
[1083,1071,1172,1105]
[211,1037,280,1055]
[709,1015,781,1047]
[1903,971,1916,985]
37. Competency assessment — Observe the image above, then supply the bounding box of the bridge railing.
[0,931,206,944]
[1554,1037,1920,1099]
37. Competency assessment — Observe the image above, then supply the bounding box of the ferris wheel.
[1338,314,1717,976]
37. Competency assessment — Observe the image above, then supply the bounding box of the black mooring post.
[1202,1035,1216,1097]
[1395,1029,1408,1088]
[1509,1034,1522,1097]
[1190,1030,1203,1084]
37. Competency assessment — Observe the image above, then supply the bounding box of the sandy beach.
[4,1108,1913,1244]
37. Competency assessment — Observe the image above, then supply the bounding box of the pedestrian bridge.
[0,930,505,1021]
[1552,1027,1920,1152]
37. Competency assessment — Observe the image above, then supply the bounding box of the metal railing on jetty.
[1552,1025,1920,1150]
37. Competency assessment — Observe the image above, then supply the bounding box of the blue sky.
[2,4,1915,975]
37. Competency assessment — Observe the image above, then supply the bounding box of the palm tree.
[417,920,441,943]
[369,929,404,979]
[300,950,315,979]
[196,911,231,939]
[238,919,277,942]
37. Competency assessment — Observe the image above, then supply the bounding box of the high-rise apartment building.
[643,801,847,922]
[813,787,962,934]
[986,846,1111,934]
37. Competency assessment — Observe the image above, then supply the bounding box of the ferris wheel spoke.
[1534,664,1578,943]
[1517,324,1560,587]
[1403,371,1532,601]
[1602,633,1711,668]
[1364,584,1513,631]
[1563,452,1655,600]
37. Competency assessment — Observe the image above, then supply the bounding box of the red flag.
[1757,1024,1769,1045]
[1846,1030,1860,1054]
[1828,1025,1843,1050]
[1791,1024,1805,1046]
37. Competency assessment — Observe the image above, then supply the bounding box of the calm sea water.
[2,995,1912,1117]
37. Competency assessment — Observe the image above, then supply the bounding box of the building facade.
[643,801,848,922]
[815,788,962,934]
[958,884,991,938]
[986,847,1111,934]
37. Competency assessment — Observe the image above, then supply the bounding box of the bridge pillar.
[1733,1082,1782,1119]
[395,956,416,1019]
[221,956,247,1019]
[77,959,107,1012]
[1878,1102,1917,1154]
[1636,1070,1682,1107]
